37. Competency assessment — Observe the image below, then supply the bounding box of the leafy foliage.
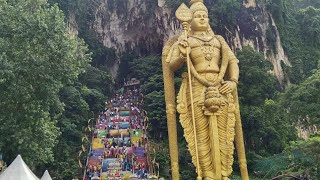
[280,70,320,126]
[237,47,296,156]
[0,0,90,171]
[252,135,320,179]
[297,6,320,45]
[238,47,277,105]
[49,85,90,179]
[267,0,320,84]
[207,0,242,31]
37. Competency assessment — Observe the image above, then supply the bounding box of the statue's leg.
[208,115,222,180]
[192,83,215,179]
[217,106,235,178]
[194,103,215,178]
[179,80,215,179]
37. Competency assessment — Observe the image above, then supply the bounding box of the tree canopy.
[0,0,90,170]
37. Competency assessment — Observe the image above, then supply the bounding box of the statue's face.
[190,10,209,31]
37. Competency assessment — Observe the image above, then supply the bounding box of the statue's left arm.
[217,35,239,94]
[228,59,239,85]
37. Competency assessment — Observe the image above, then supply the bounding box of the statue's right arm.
[168,44,185,72]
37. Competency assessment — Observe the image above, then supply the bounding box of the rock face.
[93,0,180,55]
[243,0,256,8]
[68,12,78,36]
[73,0,289,83]
[227,3,291,85]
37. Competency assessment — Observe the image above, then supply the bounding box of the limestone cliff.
[93,0,180,55]
[70,0,289,83]
[243,0,256,8]
[227,2,291,85]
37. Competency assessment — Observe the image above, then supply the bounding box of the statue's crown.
[190,0,208,14]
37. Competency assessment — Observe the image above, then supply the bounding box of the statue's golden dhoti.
[177,73,236,179]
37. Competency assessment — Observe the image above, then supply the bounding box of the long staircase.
[84,79,158,180]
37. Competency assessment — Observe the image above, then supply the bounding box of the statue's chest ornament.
[191,36,215,61]
[201,44,214,61]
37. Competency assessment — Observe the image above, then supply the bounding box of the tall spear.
[175,4,202,180]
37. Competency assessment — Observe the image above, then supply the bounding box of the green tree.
[0,0,90,170]
[238,47,277,105]
[80,66,113,96]
[252,134,320,179]
[49,85,90,179]
[208,0,241,31]
[280,70,320,126]
[237,47,296,156]
[297,6,320,46]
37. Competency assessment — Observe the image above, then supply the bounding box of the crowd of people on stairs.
[84,82,156,180]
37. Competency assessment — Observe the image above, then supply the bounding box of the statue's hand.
[178,39,190,58]
[219,81,237,94]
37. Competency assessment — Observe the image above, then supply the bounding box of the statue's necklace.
[192,35,215,61]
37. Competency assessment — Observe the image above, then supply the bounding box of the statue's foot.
[204,177,214,180]
[203,176,230,180]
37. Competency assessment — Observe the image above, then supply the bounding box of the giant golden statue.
[162,0,249,179]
